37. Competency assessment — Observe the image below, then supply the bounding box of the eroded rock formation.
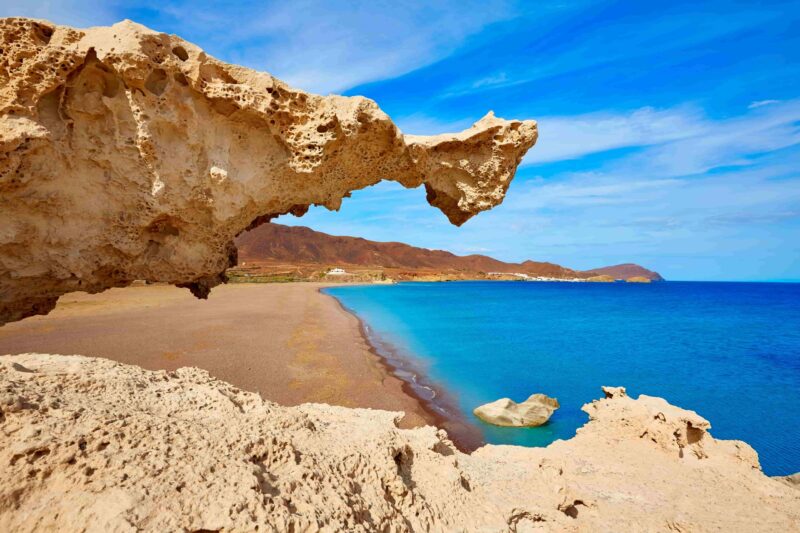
[0,18,537,325]
[1,354,798,531]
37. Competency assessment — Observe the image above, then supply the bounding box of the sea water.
[324,281,800,476]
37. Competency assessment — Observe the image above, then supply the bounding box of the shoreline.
[0,283,440,430]
[321,286,485,452]
[0,280,483,449]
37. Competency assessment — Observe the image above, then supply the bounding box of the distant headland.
[231,223,664,283]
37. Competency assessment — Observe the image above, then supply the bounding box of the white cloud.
[505,177,683,209]
[439,5,784,101]
[620,100,800,178]
[398,101,796,160]
[147,0,518,94]
[522,99,800,170]
[470,72,510,90]
[1,0,517,94]
[748,99,781,109]
[246,1,517,93]
[524,106,708,164]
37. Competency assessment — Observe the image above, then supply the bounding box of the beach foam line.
[320,287,485,451]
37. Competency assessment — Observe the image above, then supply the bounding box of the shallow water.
[325,281,800,476]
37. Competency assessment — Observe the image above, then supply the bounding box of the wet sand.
[0,283,441,429]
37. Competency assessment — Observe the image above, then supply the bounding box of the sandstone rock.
[776,473,800,490]
[602,385,627,398]
[626,276,652,283]
[473,393,559,427]
[1,354,798,531]
[0,18,537,325]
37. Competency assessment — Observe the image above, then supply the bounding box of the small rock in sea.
[473,393,559,427]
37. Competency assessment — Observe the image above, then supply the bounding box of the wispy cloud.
[1,0,518,94]
[749,99,781,109]
[250,1,516,93]
[524,100,800,169]
[502,176,683,209]
[469,72,510,90]
[618,100,800,178]
[438,4,784,100]
[524,106,706,164]
[135,0,517,94]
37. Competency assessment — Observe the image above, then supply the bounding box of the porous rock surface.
[0,18,537,325]
[473,393,559,427]
[2,354,798,532]
[778,473,800,490]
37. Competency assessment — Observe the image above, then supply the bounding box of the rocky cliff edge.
[1,354,797,532]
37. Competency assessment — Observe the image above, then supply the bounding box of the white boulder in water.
[473,393,560,427]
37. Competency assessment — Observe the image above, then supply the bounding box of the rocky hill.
[585,263,664,281]
[234,223,663,281]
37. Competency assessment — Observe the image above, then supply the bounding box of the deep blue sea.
[325,281,800,476]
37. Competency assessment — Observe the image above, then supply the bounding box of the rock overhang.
[0,18,537,325]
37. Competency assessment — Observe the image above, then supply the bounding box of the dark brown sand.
[0,283,480,445]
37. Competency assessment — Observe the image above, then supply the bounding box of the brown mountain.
[584,264,664,281]
[233,223,663,281]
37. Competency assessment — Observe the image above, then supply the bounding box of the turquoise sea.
[325,281,800,476]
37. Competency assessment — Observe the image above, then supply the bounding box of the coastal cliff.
[1,354,797,531]
[0,18,537,325]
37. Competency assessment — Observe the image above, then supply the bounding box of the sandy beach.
[0,283,451,431]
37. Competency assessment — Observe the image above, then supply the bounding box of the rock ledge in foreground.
[1,354,799,532]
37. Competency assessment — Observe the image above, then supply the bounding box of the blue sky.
[4,1,799,280]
